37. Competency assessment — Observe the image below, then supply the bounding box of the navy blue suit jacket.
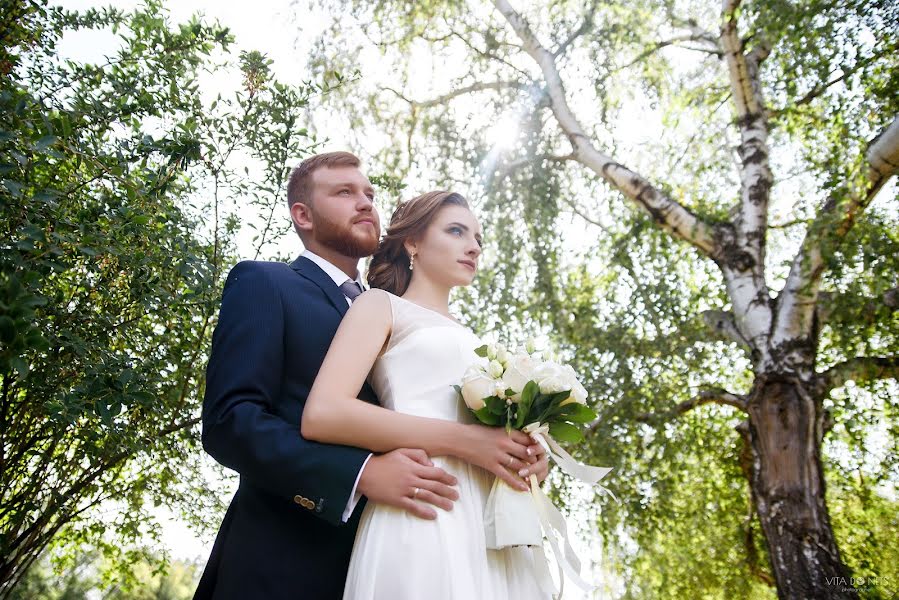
[194,257,376,600]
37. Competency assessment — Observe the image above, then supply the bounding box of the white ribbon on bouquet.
[523,421,615,599]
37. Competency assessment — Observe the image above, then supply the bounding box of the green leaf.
[11,357,29,378]
[474,344,489,358]
[472,406,501,426]
[553,402,597,423]
[35,135,57,151]
[548,421,584,444]
[484,395,506,416]
[520,380,539,405]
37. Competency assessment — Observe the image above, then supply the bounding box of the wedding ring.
[507,456,514,467]
[412,487,420,499]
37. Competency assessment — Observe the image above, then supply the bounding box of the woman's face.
[409,204,483,288]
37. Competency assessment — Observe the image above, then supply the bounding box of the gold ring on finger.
[412,487,420,498]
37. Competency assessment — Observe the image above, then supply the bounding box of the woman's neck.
[402,277,452,316]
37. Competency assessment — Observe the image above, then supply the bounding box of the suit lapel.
[290,256,350,318]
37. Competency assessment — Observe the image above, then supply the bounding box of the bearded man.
[194,152,460,599]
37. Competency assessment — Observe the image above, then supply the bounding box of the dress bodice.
[368,291,481,423]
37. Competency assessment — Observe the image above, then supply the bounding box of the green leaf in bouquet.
[473,406,501,426]
[552,402,597,423]
[537,390,573,422]
[520,381,539,405]
[452,384,462,396]
[474,344,489,358]
[515,391,534,429]
[548,421,584,444]
[484,395,506,416]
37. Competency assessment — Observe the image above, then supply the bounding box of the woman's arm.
[302,290,531,490]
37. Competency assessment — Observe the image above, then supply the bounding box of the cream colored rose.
[531,362,567,394]
[501,354,538,399]
[562,364,588,404]
[461,365,494,411]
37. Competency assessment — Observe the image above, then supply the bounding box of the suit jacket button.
[294,495,304,505]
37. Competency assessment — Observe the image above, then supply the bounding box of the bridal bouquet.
[455,339,613,596]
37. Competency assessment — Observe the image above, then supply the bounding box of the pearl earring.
[409,252,415,271]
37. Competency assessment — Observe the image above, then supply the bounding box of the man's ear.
[291,201,313,235]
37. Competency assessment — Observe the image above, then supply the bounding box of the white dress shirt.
[300,250,371,522]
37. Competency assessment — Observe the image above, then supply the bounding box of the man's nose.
[356,193,374,210]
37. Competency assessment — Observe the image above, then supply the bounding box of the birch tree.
[304,0,898,597]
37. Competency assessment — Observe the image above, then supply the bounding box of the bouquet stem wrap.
[484,422,614,599]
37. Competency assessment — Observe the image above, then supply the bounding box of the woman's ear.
[403,239,418,258]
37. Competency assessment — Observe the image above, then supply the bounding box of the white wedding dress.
[343,292,547,600]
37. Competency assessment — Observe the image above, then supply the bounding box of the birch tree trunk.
[491,0,899,596]
[747,377,854,599]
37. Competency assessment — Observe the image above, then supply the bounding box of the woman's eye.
[448,227,462,235]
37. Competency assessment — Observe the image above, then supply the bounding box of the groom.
[194,152,465,599]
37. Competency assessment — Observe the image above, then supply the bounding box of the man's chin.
[321,233,379,258]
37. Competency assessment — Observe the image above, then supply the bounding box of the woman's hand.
[456,425,539,491]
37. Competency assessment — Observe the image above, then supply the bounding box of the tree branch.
[772,116,899,346]
[816,286,899,324]
[552,0,598,58]
[635,388,748,422]
[492,0,720,258]
[718,0,774,349]
[818,356,899,394]
[782,46,896,110]
[385,80,529,108]
[615,33,722,72]
[701,310,752,349]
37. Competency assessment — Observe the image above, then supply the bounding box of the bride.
[302,191,550,599]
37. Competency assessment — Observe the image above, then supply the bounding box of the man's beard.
[313,212,380,258]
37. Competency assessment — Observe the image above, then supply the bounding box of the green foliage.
[0,0,320,593]
[10,549,200,600]
[305,0,897,596]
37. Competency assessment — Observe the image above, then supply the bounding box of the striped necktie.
[339,280,364,302]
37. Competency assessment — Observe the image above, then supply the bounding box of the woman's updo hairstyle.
[367,190,469,296]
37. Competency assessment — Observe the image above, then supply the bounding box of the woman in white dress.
[302,191,549,599]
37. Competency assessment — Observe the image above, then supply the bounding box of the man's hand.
[357,448,458,520]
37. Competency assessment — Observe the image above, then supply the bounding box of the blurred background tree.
[0,0,327,595]
[302,0,898,597]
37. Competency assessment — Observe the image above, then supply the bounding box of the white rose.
[501,354,539,398]
[560,364,588,405]
[488,360,505,379]
[533,362,570,395]
[495,346,510,366]
[460,365,494,411]
[485,343,497,360]
[525,337,537,354]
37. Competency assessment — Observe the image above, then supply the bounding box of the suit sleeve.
[201,261,370,525]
